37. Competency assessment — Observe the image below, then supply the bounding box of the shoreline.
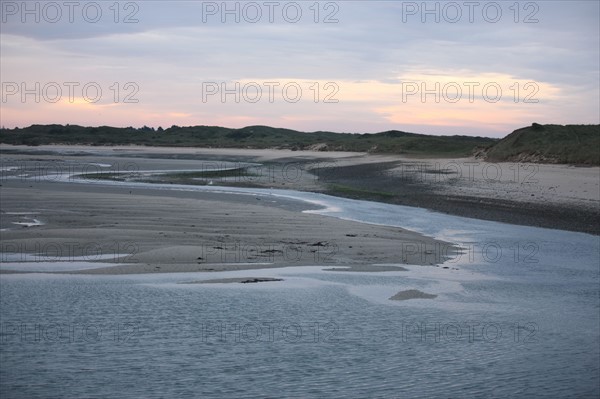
[1,145,598,277]
[0,175,459,275]
[2,144,598,234]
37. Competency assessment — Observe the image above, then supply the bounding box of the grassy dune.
[1,123,598,164]
[0,124,496,157]
[484,123,599,165]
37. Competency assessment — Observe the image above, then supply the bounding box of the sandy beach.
[1,144,598,276]
[0,161,454,274]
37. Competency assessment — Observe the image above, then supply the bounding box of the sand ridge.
[0,180,455,274]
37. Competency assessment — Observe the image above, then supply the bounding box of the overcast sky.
[1,0,598,137]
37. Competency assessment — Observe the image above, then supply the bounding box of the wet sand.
[389,289,438,301]
[180,277,284,284]
[0,178,454,274]
[317,155,600,234]
[1,144,597,277]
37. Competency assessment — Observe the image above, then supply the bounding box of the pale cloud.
[0,0,598,136]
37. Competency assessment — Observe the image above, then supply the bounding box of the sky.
[0,0,598,137]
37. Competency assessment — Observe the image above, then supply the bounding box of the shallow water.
[1,179,599,398]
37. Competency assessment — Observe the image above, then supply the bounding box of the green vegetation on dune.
[1,123,598,164]
[0,124,496,157]
[484,123,600,165]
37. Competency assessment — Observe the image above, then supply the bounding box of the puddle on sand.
[0,261,127,272]
[1,212,45,230]
[11,218,44,227]
[0,253,133,272]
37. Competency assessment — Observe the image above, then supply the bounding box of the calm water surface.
[1,181,598,398]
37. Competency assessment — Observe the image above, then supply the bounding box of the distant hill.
[2,123,598,164]
[484,123,600,165]
[0,124,496,157]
